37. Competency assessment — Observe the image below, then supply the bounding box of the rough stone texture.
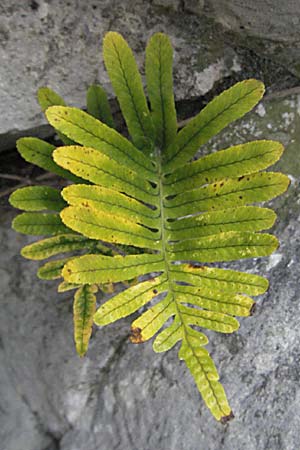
[201,0,300,79]
[1,93,300,449]
[0,0,243,151]
[1,0,300,152]
[202,0,300,41]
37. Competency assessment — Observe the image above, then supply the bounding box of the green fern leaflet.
[11,31,289,422]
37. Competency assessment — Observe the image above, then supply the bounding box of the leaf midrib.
[158,154,226,414]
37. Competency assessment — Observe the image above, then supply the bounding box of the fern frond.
[52,35,289,420]
[12,31,289,422]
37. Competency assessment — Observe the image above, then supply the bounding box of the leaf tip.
[62,263,73,281]
[130,327,144,344]
[76,347,87,358]
[45,105,67,125]
[220,410,234,424]
[249,302,257,316]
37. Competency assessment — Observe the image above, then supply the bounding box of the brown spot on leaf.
[238,176,244,181]
[188,264,205,270]
[220,410,234,424]
[239,196,243,199]
[249,302,257,316]
[220,182,224,187]
[130,327,144,344]
[153,289,158,294]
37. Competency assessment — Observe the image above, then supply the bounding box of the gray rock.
[203,0,300,79]
[0,0,244,151]
[4,0,300,154]
[1,92,300,449]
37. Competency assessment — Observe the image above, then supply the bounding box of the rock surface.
[1,92,300,449]
[1,0,300,151]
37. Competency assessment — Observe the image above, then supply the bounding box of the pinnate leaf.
[11,32,289,423]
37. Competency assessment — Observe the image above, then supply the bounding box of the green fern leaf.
[86,84,115,128]
[37,257,72,280]
[103,32,155,150]
[62,253,165,284]
[38,87,66,111]
[52,145,157,202]
[73,284,97,357]
[165,140,284,193]
[61,184,159,228]
[163,79,265,171]
[51,35,289,420]
[16,137,82,182]
[21,234,97,260]
[145,32,177,150]
[167,206,277,239]
[178,341,232,421]
[12,212,71,236]
[95,276,167,325]
[9,186,66,211]
[45,108,156,179]
[58,281,81,292]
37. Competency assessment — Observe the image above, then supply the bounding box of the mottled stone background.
[1,1,300,449]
